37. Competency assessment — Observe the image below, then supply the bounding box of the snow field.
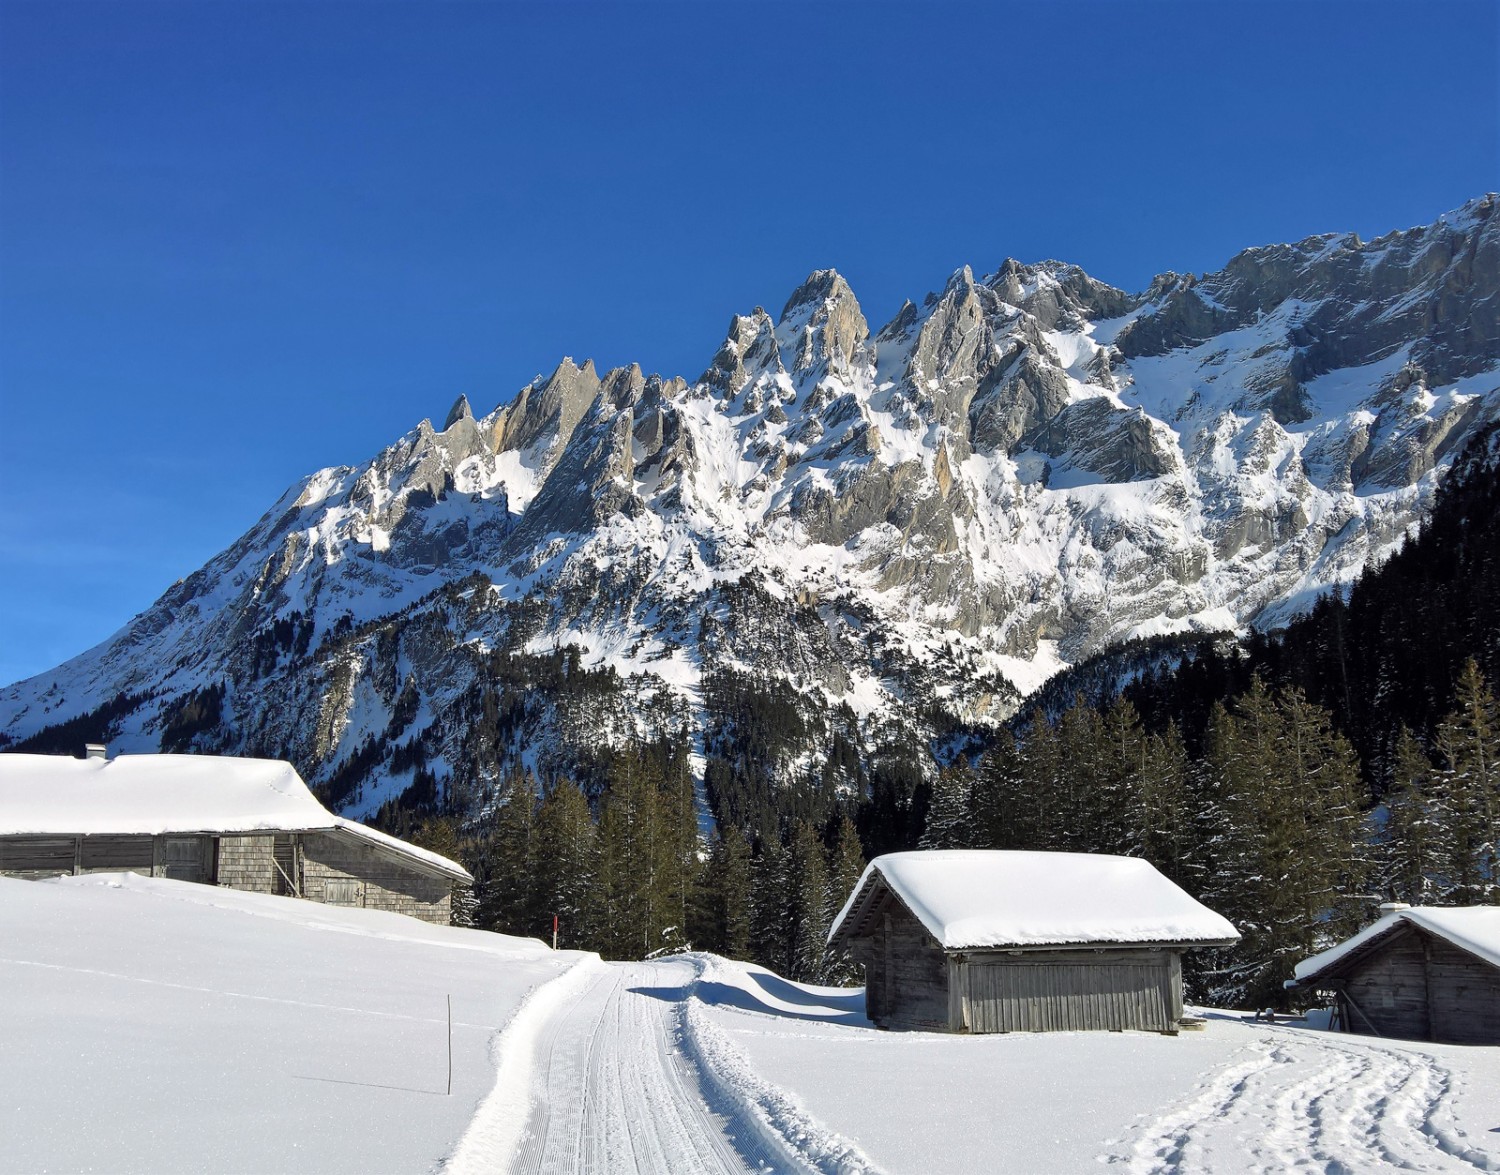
[0,874,580,1175]
[690,962,1500,1175]
[6,876,1500,1174]
[1115,1019,1500,1173]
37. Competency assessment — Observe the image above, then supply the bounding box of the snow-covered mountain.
[4,197,1497,817]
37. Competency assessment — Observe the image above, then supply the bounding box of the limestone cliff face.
[4,197,1497,817]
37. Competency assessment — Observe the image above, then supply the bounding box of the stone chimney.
[84,744,107,761]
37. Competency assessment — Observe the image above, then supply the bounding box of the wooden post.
[446,995,452,1096]
[552,914,558,951]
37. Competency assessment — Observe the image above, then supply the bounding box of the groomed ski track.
[508,956,759,1174]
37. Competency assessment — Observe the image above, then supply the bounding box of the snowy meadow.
[4,874,1498,1174]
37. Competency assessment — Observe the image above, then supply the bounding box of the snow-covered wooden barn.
[1287,904,1500,1045]
[0,751,471,925]
[827,850,1238,1034]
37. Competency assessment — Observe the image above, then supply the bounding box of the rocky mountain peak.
[777,269,869,375]
[442,394,474,431]
[4,200,1497,830]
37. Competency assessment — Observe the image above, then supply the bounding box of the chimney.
[1378,901,1411,915]
[84,744,107,761]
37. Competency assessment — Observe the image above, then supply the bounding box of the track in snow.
[507,956,781,1175]
[1114,1022,1500,1174]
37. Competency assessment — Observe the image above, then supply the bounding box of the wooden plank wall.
[861,894,952,1030]
[1342,930,1431,1040]
[959,949,1176,1033]
[1342,926,1500,1045]
[1427,935,1500,1045]
[302,832,452,925]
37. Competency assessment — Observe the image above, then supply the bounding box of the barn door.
[162,837,212,884]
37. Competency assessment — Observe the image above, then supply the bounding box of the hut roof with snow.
[830,850,1239,951]
[828,850,1238,1034]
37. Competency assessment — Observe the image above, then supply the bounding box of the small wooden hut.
[1287,904,1500,1044]
[0,751,471,925]
[827,850,1238,1034]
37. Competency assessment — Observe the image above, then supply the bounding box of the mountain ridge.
[4,196,1497,827]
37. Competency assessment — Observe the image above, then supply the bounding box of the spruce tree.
[719,825,754,960]
[1098,697,1147,855]
[823,813,867,985]
[1383,726,1441,904]
[972,728,1028,849]
[750,834,793,974]
[476,769,539,936]
[919,763,974,849]
[532,779,599,949]
[1139,722,1193,886]
[1432,659,1500,903]
[1209,680,1367,1007]
[789,821,832,981]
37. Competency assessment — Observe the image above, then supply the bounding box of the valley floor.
[3,875,1498,1174]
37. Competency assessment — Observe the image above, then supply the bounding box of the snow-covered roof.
[828,850,1239,951]
[1291,906,1500,984]
[0,753,471,882]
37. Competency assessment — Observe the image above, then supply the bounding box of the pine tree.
[476,769,540,935]
[789,821,832,981]
[1432,659,1500,903]
[919,763,974,849]
[822,813,867,985]
[1383,726,1441,904]
[531,779,599,950]
[969,728,1025,849]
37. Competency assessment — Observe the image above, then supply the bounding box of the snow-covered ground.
[0,874,585,1175]
[5,876,1500,1174]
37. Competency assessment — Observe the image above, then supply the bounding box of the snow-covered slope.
[3,197,1497,817]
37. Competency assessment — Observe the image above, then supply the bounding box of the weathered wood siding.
[2,831,452,925]
[78,835,156,874]
[216,835,279,892]
[0,836,81,879]
[956,949,1178,1033]
[1339,926,1500,1045]
[301,831,452,926]
[861,893,951,1030]
[0,834,204,881]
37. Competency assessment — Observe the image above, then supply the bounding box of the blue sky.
[1,0,1496,686]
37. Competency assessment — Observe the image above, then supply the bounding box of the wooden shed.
[1287,904,1500,1045]
[828,850,1239,1034]
[0,751,471,925]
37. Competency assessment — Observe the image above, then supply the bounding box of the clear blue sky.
[2,0,1496,686]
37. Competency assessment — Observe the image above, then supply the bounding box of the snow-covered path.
[1118,1023,1500,1174]
[508,957,763,1175]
